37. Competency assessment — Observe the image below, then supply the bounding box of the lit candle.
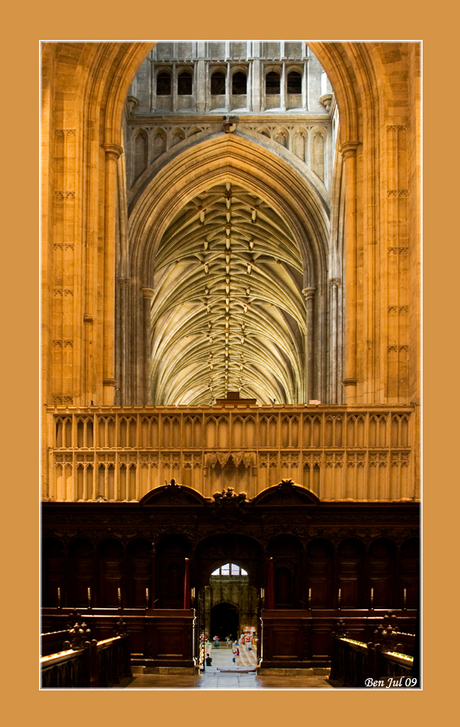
[371,588,374,599]
[87,587,91,599]
[57,587,61,599]
[118,587,121,600]
[403,588,407,606]
[338,588,341,599]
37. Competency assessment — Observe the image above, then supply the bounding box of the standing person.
[245,632,252,651]
[232,640,240,665]
[214,634,219,648]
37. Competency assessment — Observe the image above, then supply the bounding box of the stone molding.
[103,143,124,160]
[387,189,409,197]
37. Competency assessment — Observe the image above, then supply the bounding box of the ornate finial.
[277,478,295,495]
[333,619,348,638]
[213,488,246,519]
[113,617,128,636]
[63,615,91,651]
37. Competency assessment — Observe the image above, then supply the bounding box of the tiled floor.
[114,646,335,690]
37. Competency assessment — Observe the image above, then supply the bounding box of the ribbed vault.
[124,133,332,406]
[150,182,306,405]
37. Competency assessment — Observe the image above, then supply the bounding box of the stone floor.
[114,645,335,690]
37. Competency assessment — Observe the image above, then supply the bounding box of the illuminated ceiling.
[149,182,307,405]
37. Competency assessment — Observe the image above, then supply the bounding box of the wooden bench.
[329,612,416,688]
[41,615,132,688]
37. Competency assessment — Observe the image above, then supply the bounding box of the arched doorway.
[194,535,263,663]
[200,560,259,645]
[210,602,239,643]
[203,560,259,669]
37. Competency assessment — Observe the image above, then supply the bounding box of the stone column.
[329,278,342,403]
[102,143,123,405]
[340,141,360,404]
[281,62,286,112]
[116,277,130,405]
[141,287,155,405]
[195,42,208,114]
[302,60,308,111]
[225,62,230,112]
[172,64,178,113]
[196,52,206,113]
[251,45,261,113]
[148,57,154,112]
[302,287,316,402]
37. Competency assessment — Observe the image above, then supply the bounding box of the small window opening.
[211,71,226,95]
[157,72,171,96]
[232,72,247,95]
[178,71,193,95]
[266,71,280,95]
[287,71,302,95]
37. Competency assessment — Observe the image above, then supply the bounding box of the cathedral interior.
[40,40,421,689]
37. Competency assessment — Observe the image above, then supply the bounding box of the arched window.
[287,71,302,94]
[211,562,248,576]
[232,71,247,95]
[156,71,171,96]
[211,71,226,95]
[266,71,280,95]
[178,70,193,95]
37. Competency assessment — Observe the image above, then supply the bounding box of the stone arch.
[41,41,419,415]
[125,133,331,404]
[128,135,329,274]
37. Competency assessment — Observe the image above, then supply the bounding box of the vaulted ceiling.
[149,182,307,405]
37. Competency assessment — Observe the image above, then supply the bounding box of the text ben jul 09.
[365,677,417,689]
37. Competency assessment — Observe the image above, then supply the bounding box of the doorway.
[210,602,239,643]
